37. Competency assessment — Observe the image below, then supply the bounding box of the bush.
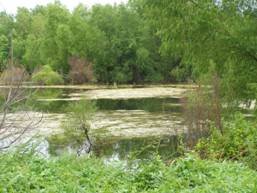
[0,66,28,85]
[196,114,257,169]
[47,100,96,154]
[0,153,256,192]
[32,65,64,85]
[68,57,95,84]
[170,65,191,82]
[183,72,223,147]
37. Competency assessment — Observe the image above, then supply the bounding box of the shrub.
[196,114,257,169]
[0,66,28,104]
[170,65,191,82]
[47,100,96,155]
[32,65,64,85]
[68,57,95,84]
[0,65,28,85]
[183,72,223,147]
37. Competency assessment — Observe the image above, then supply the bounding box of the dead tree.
[0,66,42,150]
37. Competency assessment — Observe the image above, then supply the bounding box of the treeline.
[0,1,190,84]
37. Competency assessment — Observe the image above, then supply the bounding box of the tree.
[89,4,167,84]
[41,2,71,74]
[1,1,197,84]
[22,12,46,72]
[143,0,257,102]
[0,35,8,70]
[0,12,14,70]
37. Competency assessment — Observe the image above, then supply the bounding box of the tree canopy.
[143,0,257,101]
[0,1,181,84]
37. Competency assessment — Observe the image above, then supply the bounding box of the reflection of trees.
[29,89,64,112]
[96,98,181,113]
[93,136,179,160]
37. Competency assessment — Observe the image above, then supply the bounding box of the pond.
[3,86,189,161]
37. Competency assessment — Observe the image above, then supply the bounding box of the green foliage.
[0,12,13,69]
[157,154,257,192]
[64,100,96,138]
[144,0,257,101]
[196,114,257,169]
[32,65,64,85]
[48,100,96,154]
[89,4,149,83]
[170,64,192,83]
[67,100,96,125]
[0,1,185,84]
[134,157,165,190]
[1,0,256,87]
[0,35,8,69]
[0,153,256,192]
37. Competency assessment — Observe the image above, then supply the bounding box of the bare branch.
[0,66,43,150]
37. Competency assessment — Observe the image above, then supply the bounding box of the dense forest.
[0,1,189,84]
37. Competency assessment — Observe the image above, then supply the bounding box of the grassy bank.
[0,153,256,193]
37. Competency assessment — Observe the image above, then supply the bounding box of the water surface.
[41,87,186,160]
[3,86,188,161]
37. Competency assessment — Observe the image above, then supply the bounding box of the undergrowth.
[196,113,257,170]
[0,153,256,193]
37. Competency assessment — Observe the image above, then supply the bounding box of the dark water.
[34,95,182,114]
[95,98,182,113]
[92,135,181,161]
[49,135,182,161]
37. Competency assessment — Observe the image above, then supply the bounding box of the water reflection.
[49,135,181,161]
[33,88,185,161]
[34,95,182,114]
[93,135,180,161]
[95,98,182,113]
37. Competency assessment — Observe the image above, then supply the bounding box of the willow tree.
[143,0,257,103]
